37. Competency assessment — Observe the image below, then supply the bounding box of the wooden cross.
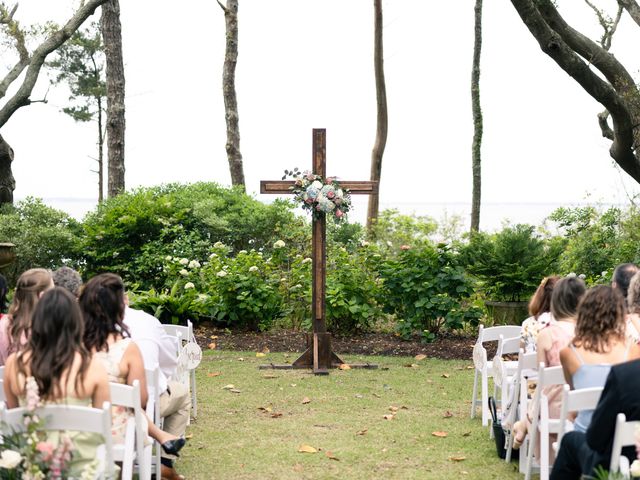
[260,128,378,374]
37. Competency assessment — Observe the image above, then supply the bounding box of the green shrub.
[459,224,562,301]
[379,243,481,340]
[0,198,82,284]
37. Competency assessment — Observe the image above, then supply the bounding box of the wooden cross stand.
[260,129,379,375]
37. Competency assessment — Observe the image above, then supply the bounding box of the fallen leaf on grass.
[208,342,216,350]
[414,354,427,361]
[209,335,218,340]
[257,406,272,413]
[431,431,448,438]
[325,451,339,461]
[443,411,453,418]
[290,383,297,387]
[271,412,283,418]
[356,429,368,436]
[404,363,419,368]
[372,393,381,398]
[383,414,395,420]
[207,372,221,377]
[449,456,466,462]
[262,374,278,379]
[466,365,474,369]
[298,444,317,453]
[184,433,193,439]
[441,373,450,378]
[462,431,472,437]
[339,364,351,370]
[389,406,399,413]
[401,406,409,410]
[229,388,241,394]
[237,357,245,361]
[256,352,266,358]
[301,397,311,404]
[354,394,363,399]
[262,347,270,354]
[222,384,235,390]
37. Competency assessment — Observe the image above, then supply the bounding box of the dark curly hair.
[529,276,560,318]
[574,285,626,353]
[79,273,129,353]
[17,287,91,400]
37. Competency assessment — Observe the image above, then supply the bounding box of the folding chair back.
[471,324,521,425]
[610,413,640,476]
[525,364,566,480]
[110,380,152,479]
[556,384,603,450]
[0,401,115,479]
[162,320,198,419]
[145,368,162,480]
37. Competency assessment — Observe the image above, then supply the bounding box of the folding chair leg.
[471,369,479,418]
[540,428,549,480]
[191,369,197,419]
[482,370,490,426]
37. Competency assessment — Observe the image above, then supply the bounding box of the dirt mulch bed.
[194,324,479,361]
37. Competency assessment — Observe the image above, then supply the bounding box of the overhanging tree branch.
[0,0,110,128]
[0,3,29,99]
[618,0,640,27]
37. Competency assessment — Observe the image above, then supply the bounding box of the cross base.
[258,333,378,375]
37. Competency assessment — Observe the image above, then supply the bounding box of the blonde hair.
[627,271,640,314]
[8,268,53,350]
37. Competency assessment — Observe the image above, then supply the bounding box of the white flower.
[310,180,323,190]
[209,253,218,259]
[630,459,640,478]
[217,270,228,278]
[165,255,173,261]
[198,294,208,301]
[248,266,259,272]
[179,258,189,265]
[179,269,189,276]
[386,241,393,247]
[184,282,195,290]
[214,241,225,248]
[238,250,248,255]
[273,240,286,249]
[0,450,22,469]
[301,257,312,264]
[188,260,201,269]
[361,241,369,247]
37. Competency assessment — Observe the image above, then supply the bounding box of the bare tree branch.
[618,0,640,27]
[598,110,614,140]
[216,0,229,14]
[584,0,623,50]
[0,0,110,128]
[0,2,29,99]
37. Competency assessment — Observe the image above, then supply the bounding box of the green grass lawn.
[178,351,522,479]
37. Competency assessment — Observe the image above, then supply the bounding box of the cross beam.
[259,129,378,374]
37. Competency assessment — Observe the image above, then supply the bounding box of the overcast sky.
[1,0,639,229]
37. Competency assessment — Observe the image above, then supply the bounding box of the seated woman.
[521,276,560,352]
[80,273,186,455]
[2,287,111,476]
[0,268,54,365]
[625,271,640,342]
[512,275,586,454]
[560,285,640,432]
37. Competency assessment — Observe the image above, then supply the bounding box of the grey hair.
[52,267,83,297]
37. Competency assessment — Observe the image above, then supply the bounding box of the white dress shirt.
[123,306,178,395]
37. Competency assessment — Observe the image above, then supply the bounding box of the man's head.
[52,266,83,298]
[612,263,639,303]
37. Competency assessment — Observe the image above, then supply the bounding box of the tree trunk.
[0,134,15,207]
[366,0,388,236]
[470,0,483,233]
[101,0,125,198]
[218,0,245,190]
[97,96,104,203]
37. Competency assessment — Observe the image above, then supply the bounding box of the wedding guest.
[512,276,586,459]
[612,262,638,306]
[0,268,53,364]
[560,285,640,432]
[52,266,83,298]
[520,276,560,352]
[625,271,640,342]
[551,359,640,479]
[2,287,111,475]
[80,273,186,454]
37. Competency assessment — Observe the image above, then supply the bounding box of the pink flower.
[305,198,314,204]
[335,209,344,218]
[306,173,315,181]
[400,245,411,251]
[326,177,335,185]
[326,190,335,199]
[36,441,54,462]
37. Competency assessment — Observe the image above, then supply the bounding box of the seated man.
[123,303,191,480]
[551,358,640,479]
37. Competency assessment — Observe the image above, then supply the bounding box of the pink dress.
[94,338,134,444]
[0,314,11,366]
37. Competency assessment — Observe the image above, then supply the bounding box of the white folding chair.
[110,380,153,480]
[555,384,603,453]
[471,324,522,425]
[146,367,162,480]
[492,335,521,413]
[0,401,115,479]
[610,413,640,478]
[525,364,567,480]
[162,320,198,419]
[504,349,538,463]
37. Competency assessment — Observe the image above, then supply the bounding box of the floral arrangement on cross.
[0,376,87,480]
[282,168,352,221]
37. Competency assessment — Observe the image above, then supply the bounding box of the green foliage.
[369,208,437,249]
[325,244,383,334]
[0,198,82,284]
[379,243,482,339]
[460,224,562,301]
[81,183,307,290]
